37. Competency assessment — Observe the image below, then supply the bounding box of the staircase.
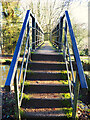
[5,10,88,120]
[21,41,71,119]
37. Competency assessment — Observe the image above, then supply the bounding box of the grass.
[70,56,90,64]
[0,58,26,64]
[0,59,6,62]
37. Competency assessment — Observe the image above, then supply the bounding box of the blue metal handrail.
[65,11,87,88]
[5,10,30,88]
[5,10,44,90]
[50,10,88,119]
[4,9,44,118]
[50,10,88,89]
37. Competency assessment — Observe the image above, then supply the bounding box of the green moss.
[20,108,24,117]
[62,93,71,99]
[24,81,31,85]
[64,107,73,118]
[23,93,33,100]
[62,80,68,84]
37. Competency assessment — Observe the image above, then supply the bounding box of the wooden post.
[14,70,21,119]
[72,72,80,120]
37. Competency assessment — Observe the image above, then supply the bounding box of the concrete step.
[28,61,66,70]
[24,84,69,93]
[26,71,68,80]
[22,98,71,108]
[31,53,65,62]
[21,108,72,120]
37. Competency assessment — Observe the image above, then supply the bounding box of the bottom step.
[21,108,72,120]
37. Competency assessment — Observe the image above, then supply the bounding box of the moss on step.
[25,69,68,73]
[23,93,33,100]
[62,93,71,99]
[23,93,71,100]
[61,80,68,84]
[24,80,68,85]
[64,107,73,118]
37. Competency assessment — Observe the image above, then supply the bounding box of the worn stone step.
[31,53,65,62]
[24,84,69,93]
[28,62,66,70]
[26,71,68,80]
[22,98,71,108]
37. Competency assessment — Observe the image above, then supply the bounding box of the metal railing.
[50,10,88,119]
[4,10,44,119]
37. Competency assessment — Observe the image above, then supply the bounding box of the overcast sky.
[20,0,88,28]
[69,0,88,28]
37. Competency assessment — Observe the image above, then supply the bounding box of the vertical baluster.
[39,26,40,46]
[72,72,80,120]
[14,70,20,119]
[32,17,36,49]
[38,26,39,46]
[50,32,52,42]
[56,24,59,49]
[37,24,39,45]
[64,21,67,48]
[27,21,30,59]
[59,17,63,50]
[36,24,38,47]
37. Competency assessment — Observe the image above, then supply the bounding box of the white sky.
[20,0,88,29]
[69,0,88,28]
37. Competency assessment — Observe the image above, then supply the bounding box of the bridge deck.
[35,41,59,55]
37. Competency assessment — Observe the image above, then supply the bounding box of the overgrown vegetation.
[1,0,88,55]
[1,1,22,55]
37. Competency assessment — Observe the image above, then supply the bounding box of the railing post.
[32,17,36,49]
[59,17,63,50]
[36,24,38,46]
[27,21,30,60]
[57,24,59,49]
[72,72,80,120]
[14,70,21,119]
[64,21,67,48]
[50,32,52,42]
[27,21,29,35]
[38,26,40,45]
